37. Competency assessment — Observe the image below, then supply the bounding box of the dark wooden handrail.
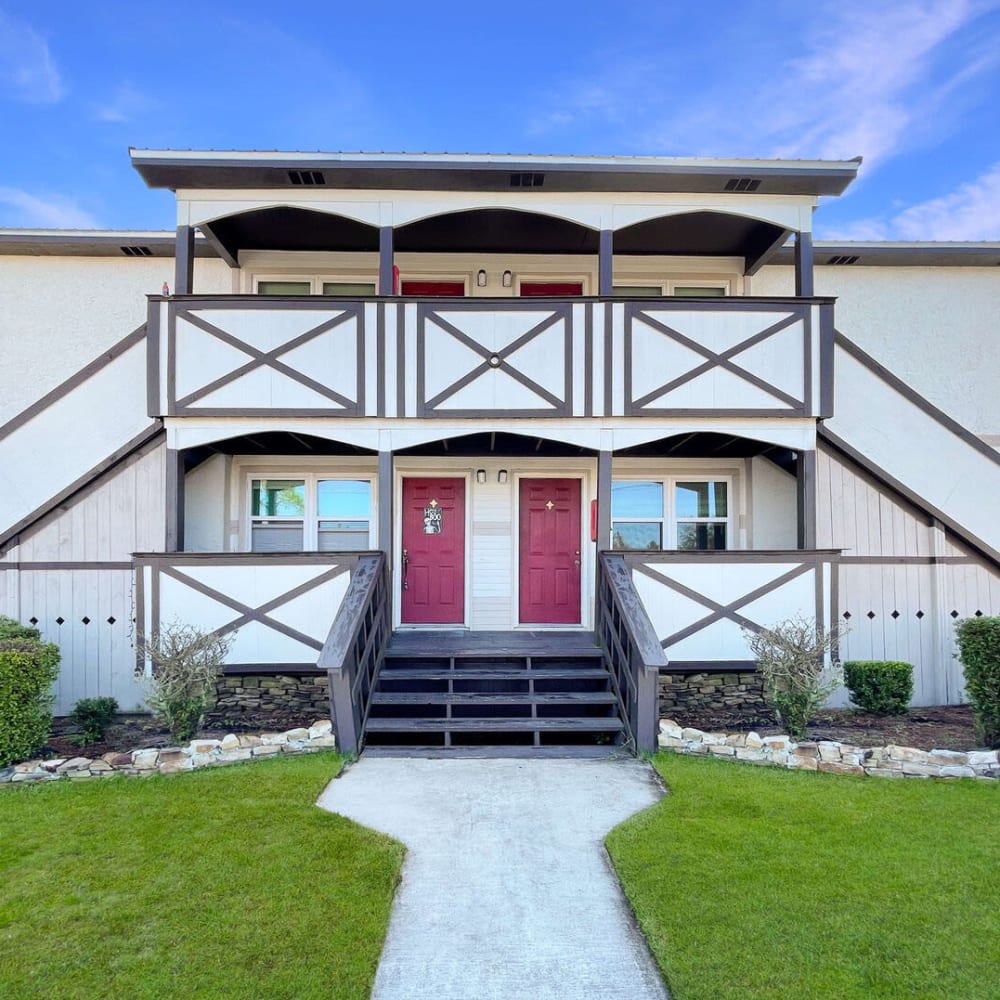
[317,552,389,754]
[596,552,666,753]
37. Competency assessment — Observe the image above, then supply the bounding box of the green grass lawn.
[0,754,403,1000]
[608,755,1000,1000]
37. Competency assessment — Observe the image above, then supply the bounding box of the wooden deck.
[385,630,602,658]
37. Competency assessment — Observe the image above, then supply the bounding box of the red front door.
[401,477,466,624]
[519,478,582,624]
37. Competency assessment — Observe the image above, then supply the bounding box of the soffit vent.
[510,172,545,188]
[828,254,860,265]
[287,170,326,186]
[120,245,153,257]
[724,177,761,192]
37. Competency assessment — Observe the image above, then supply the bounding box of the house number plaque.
[423,506,443,533]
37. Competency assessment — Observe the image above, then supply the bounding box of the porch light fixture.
[476,269,488,287]
[497,469,508,484]
[476,469,487,484]
[502,270,513,288]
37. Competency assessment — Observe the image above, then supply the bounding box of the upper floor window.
[612,281,730,297]
[255,278,377,296]
[611,478,730,550]
[249,477,373,552]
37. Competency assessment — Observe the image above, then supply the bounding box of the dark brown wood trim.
[794,231,814,296]
[603,302,613,416]
[0,424,164,550]
[167,300,177,416]
[584,305,594,418]
[835,331,1000,469]
[134,552,365,565]
[837,555,975,565]
[222,663,321,676]
[165,448,184,552]
[197,222,239,269]
[797,449,817,549]
[623,549,840,563]
[396,302,405,416]
[598,229,613,296]
[802,302,812,414]
[819,427,1000,568]
[135,563,146,676]
[0,326,147,444]
[830,559,840,658]
[146,301,160,417]
[174,225,194,295]
[660,660,756,674]
[819,303,835,417]
[745,227,793,276]
[597,452,612,551]
[379,226,394,296]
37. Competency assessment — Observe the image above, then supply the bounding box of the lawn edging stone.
[1,719,337,783]
[658,719,999,779]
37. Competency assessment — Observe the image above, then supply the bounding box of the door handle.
[401,548,409,590]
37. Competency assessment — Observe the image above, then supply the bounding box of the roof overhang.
[772,242,1000,267]
[0,230,215,258]
[130,149,862,197]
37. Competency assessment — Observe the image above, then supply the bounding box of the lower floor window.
[250,477,372,552]
[611,479,729,550]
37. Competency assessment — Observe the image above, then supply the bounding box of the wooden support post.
[174,225,195,295]
[598,229,613,297]
[378,451,392,560]
[379,226,395,296]
[165,448,185,552]
[795,231,814,297]
[796,449,817,550]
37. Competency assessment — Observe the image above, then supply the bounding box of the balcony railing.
[148,294,834,421]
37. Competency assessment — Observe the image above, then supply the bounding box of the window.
[249,476,373,552]
[612,284,664,297]
[673,285,727,297]
[611,478,730,550]
[255,277,376,296]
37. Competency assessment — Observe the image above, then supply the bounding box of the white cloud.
[530,1,999,173]
[0,188,99,228]
[92,83,157,123]
[821,163,1000,240]
[0,10,63,103]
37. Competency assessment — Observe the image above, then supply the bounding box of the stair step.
[373,691,617,705]
[383,648,605,660]
[378,667,610,681]
[365,717,624,733]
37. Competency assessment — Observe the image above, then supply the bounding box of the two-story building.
[2,150,998,751]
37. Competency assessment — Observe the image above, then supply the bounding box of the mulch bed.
[42,704,984,757]
[669,703,981,751]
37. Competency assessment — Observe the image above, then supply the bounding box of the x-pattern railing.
[628,556,821,648]
[171,304,361,413]
[419,304,570,414]
[626,304,805,414]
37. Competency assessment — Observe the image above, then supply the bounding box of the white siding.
[749,456,796,549]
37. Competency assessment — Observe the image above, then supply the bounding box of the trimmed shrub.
[137,622,233,742]
[955,616,1000,748]
[743,616,844,739]
[0,615,42,642]
[69,696,120,745]
[843,661,913,716]
[0,636,61,767]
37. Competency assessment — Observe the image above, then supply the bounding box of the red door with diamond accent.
[519,478,581,624]
[401,478,466,624]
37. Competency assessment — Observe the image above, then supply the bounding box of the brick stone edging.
[659,720,999,779]
[1,720,338,784]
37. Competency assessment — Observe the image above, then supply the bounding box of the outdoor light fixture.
[502,270,513,288]
[497,469,508,484]
[476,469,487,484]
[476,269,487,287]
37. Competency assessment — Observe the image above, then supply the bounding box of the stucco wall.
[754,264,1000,436]
[0,255,232,424]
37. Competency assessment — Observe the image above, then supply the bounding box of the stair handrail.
[317,552,390,754]
[596,552,667,753]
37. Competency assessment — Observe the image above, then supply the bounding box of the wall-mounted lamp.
[476,469,487,484]
[497,469,508,484]
[502,270,513,288]
[476,269,488,287]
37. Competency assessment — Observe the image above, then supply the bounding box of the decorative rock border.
[1,720,338,784]
[659,720,999,779]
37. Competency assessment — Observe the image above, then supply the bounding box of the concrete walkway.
[317,756,670,1000]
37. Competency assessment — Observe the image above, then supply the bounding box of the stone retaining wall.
[658,671,765,718]
[1,720,337,783]
[659,719,1000,779]
[210,674,330,720]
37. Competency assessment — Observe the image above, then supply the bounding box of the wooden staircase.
[364,631,626,755]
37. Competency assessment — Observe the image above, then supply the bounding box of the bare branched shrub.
[742,616,845,739]
[136,622,234,742]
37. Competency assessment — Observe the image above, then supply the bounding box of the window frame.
[610,474,734,551]
[252,274,378,296]
[246,472,376,553]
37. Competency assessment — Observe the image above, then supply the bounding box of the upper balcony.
[146,292,834,422]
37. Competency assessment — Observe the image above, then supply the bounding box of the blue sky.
[2,0,999,240]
